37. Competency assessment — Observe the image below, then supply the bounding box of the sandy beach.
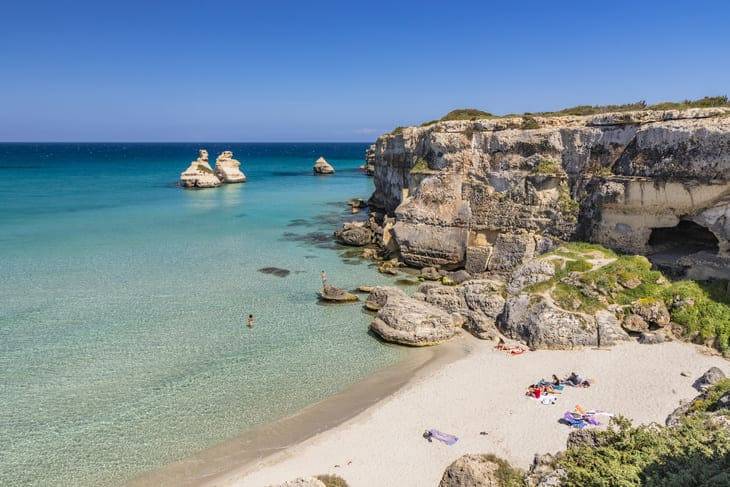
[213,338,728,487]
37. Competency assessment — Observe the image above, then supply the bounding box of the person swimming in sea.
[247,314,254,329]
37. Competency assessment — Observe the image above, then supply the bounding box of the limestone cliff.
[369,108,730,278]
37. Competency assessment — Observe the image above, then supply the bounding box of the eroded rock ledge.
[368,107,730,279]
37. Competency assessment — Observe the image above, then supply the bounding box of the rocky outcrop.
[214,151,246,183]
[440,454,525,487]
[369,108,730,277]
[318,284,358,302]
[499,294,629,349]
[334,222,373,246]
[414,279,505,340]
[369,289,462,346]
[666,367,728,426]
[362,144,376,175]
[313,157,335,174]
[693,366,726,391]
[180,149,222,188]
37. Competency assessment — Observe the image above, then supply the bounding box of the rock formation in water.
[179,149,222,188]
[334,221,374,246]
[214,151,246,183]
[313,156,335,174]
[368,107,730,279]
[318,284,359,302]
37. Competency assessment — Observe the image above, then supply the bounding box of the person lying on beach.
[495,338,527,355]
[564,372,591,387]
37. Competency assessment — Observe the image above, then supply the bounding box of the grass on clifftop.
[406,96,729,131]
[557,413,730,487]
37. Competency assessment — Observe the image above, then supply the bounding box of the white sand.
[213,339,727,487]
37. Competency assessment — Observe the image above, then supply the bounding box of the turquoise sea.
[0,143,405,486]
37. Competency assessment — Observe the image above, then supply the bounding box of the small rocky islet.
[179,149,246,188]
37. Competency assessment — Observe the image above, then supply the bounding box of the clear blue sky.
[2,0,729,142]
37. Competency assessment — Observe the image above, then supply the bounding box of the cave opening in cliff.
[648,220,719,254]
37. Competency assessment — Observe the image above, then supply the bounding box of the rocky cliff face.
[369,108,730,277]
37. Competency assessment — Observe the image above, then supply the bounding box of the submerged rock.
[214,151,246,183]
[313,156,335,174]
[180,149,222,188]
[258,267,290,277]
[318,284,358,302]
[370,290,461,346]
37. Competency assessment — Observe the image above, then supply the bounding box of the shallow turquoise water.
[0,143,405,486]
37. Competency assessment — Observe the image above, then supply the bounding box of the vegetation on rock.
[557,410,730,486]
[413,96,729,128]
[521,243,730,353]
[315,474,349,487]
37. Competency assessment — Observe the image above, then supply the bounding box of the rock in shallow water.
[370,290,461,346]
[334,222,373,246]
[313,156,335,174]
[214,150,246,183]
[179,149,222,188]
[318,284,359,302]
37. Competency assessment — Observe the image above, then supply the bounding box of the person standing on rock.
[320,270,328,288]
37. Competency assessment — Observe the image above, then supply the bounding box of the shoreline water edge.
[128,338,472,486]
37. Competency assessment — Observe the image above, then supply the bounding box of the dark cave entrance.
[648,220,720,254]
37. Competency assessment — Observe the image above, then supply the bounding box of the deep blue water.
[0,143,404,486]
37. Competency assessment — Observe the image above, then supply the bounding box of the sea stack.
[313,156,335,174]
[179,149,222,188]
[214,151,247,183]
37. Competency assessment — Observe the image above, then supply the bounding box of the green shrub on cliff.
[521,116,540,129]
[439,108,494,121]
[662,279,730,351]
[532,158,560,175]
[557,414,730,487]
[649,95,729,111]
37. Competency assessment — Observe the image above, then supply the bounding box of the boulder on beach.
[499,294,630,349]
[370,289,462,346]
[214,150,247,183]
[439,454,525,487]
[313,156,335,174]
[180,149,222,188]
[318,284,358,302]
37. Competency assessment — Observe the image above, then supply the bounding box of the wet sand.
[126,336,472,486]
